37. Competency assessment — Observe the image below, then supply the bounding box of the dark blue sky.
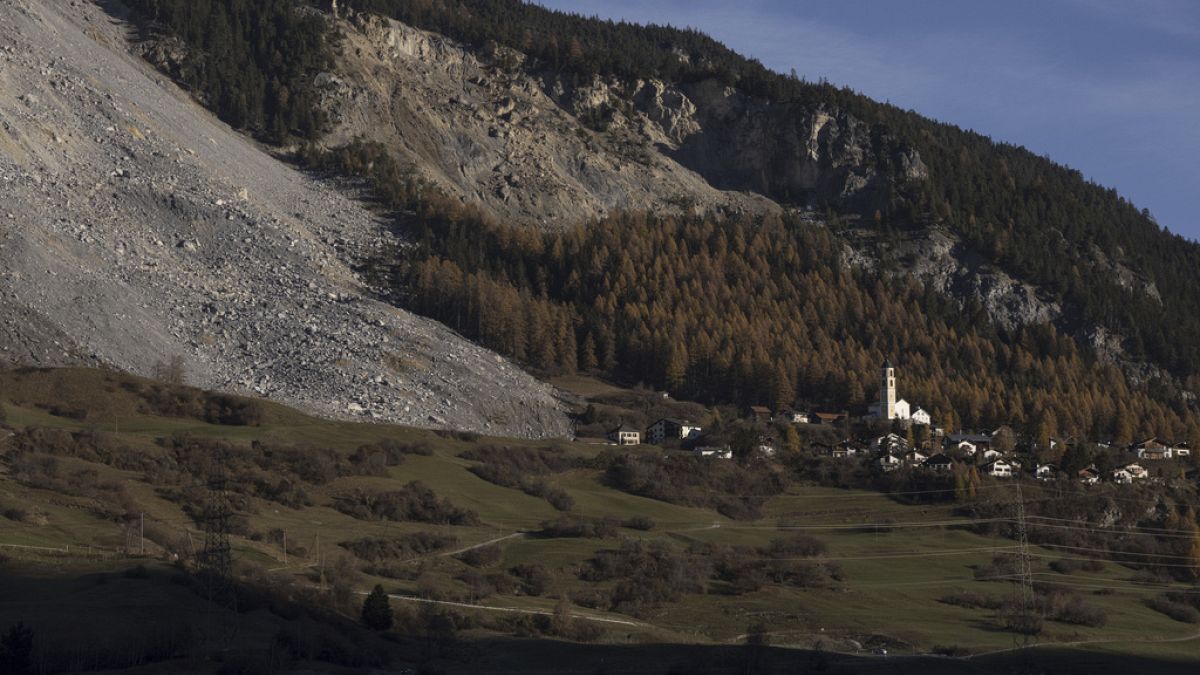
[538,0,1200,241]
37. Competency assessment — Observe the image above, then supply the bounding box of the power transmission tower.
[1012,481,1038,672]
[198,467,238,648]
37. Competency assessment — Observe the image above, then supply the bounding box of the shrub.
[939,589,1003,610]
[456,544,502,568]
[509,563,552,596]
[602,452,785,520]
[536,516,617,539]
[333,483,479,526]
[764,534,826,559]
[339,533,458,562]
[1146,596,1200,623]
[1050,595,1107,627]
[621,516,655,531]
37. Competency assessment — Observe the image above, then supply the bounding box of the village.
[600,360,1194,486]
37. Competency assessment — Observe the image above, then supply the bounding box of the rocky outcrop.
[844,228,1061,332]
[670,80,927,212]
[0,0,570,438]
[316,14,776,229]
[315,13,925,229]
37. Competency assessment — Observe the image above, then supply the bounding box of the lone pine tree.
[361,584,394,631]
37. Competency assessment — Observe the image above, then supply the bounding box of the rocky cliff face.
[0,0,570,438]
[842,228,1062,332]
[315,14,778,229]
[316,13,929,229]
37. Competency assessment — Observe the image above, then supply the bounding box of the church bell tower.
[880,359,896,420]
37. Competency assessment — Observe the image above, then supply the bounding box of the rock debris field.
[0,0,570,438]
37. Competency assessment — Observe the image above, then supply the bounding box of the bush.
[621,516,655,531]
[603,452,786,520]
[764,534,826,559]
[938,589,1003,610]
[1050,595,1107,627]
[456,544,502,568]
[333,483,479,526]
[1049,557,1104,574]
[339,533,457,562]
[1146,596,1200,623]
[536,516,618,539]
[509,563,552,596]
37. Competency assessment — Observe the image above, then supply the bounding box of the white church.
[868,359,931,426]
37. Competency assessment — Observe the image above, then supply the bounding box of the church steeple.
[880,358,897,420]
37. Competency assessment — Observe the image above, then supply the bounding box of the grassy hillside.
[2,368,1198,672]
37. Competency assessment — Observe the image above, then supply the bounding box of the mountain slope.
[321,0,1200,384]
[0,0,569,438]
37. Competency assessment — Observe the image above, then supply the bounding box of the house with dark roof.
[606,424,641,446]
[645,418,702,444]
[923,454,953,471]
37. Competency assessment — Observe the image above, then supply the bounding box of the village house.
[693,446,733,460]
[903,449,928,466]
[818,439,862,459]
[923,454,954,472]
[878,454,902,473]
[1111,468,1133,484]
[1131,438,1173,460]
[749,406,773,423]
[812,411,848,426]
[645,418,702,444]
[1124,463,1149,480]
[872,433,907,453]
[1172,441,1192,457]
[1078,466,1101,485]
[981,448,1003,462]
[910,408,932,426]
[1036,464,1057,481]
[947,433,991,455]
[777,409,810,424]
[984,459,1014,478]
[607,425,641,446]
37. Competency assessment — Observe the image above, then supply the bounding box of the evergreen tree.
[361,584,394,630]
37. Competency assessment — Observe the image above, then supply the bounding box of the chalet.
[923,454,954,471]
[819,439,862,459]
[1035,464,1057,481]
[1078,466,1101,485]
[981,448,1003,462]
[756,444,778,457]
[829,445,856,459]
[777,409,810,424]
[878,454,902,473]
[1125,463,1149,480]
[903,450,928,466]
[948,433,991,450]
[607,425,640,446]
[872,433,907,453]
[910,408,932,426]
[955,440,978,456]
[984,459,1014,478]
[646,418,702,444]
[812,411,848,425]
[694,446,733,460]
[749,406,773,422]
[1111,468,1133,485]
[1131,438,1173,460]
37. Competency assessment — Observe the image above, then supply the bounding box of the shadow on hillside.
[0,568,1195,674]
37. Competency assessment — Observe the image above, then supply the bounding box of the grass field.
[0,367,1198,672]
